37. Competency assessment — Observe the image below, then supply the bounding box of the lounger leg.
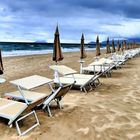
[97,78,101,86]
[94,78,101,87]
[9,124,13,128]
[56,99,62,109]
[83,87,88,93]
[109,71,112,77]
[46,105,52,117]
[105,72,108,78]
[89,84,93,91]
[15,110,40,136]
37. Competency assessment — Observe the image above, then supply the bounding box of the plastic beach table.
[10,75,53,90]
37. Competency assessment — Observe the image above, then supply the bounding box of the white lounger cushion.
[5,90,48,102]
[54,74,99,86]
[99,58,114,64]
[89,58,114,66]
[82,65,109,72]
[65,74,95,79]
[54,77,91,86]
[0,98,27,120]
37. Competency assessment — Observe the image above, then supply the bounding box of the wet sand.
[0,50,140,140]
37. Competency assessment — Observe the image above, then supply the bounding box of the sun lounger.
[2,75,54,136]
[5,75,72,117]
[82,58,115,77]
[0,97,40,136]
[50,65,101,93]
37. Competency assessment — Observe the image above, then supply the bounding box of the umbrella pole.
[79,59,84,74]
[54,62,58,80]
[54,61,62,86]
[95,56,99,61]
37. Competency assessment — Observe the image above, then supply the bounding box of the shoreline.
[2,47,107,58]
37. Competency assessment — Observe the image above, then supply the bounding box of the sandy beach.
[0,50,140,140]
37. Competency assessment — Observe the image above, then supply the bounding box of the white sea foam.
[2,47,98,57]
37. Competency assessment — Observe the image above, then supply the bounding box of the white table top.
[10,75,53,90]
[89,61,105,66]
[50,65,77,75]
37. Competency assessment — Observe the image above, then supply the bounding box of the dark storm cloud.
[61,0,140,19]
[1,0,140,18]
[0,0,140,42]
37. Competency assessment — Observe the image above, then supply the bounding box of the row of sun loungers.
[81,48,140,77]
[0,48,140,136]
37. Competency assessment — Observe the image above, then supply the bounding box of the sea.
[0,42,106,57]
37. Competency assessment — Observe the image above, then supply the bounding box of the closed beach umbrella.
[130,43,132,49]
[132,42,134,49]
[0,49,3,74]
[80,33,87,59]
[96,36,101,56]
[80,33,87,73]
[53,25,63,63]
[123,40,127,50]
[133,42,136,48]
[106,37,111,54]
[112,39,116,53]
[117,40,120,51]
[121,42,124,52]
[128,42,131,49]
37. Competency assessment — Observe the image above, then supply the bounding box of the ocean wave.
[2,47,99,57]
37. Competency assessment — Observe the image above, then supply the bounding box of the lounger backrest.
[25,96,47,111]
[55,84,73,99]
[43,84,72,105]
[43,87,62,105]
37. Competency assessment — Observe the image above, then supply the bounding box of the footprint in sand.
[133,74,139,80]
[136,113,140,120]
[91,116,98,123]
[127,133,140,139]
[76,127,89,135]
[90,107,96,112]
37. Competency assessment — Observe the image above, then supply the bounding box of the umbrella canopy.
[130,43,132,49]
[128,42,131,49]
[96,36,101,56]
[117,40,120,51]
[53,25,64,63]
[106,37,111,54]
[123,40,127,50]
[0,49,3,74]
[80,33,87,59]
[121,42,124,52]
[133,42,136,48]
[112,39,116,53]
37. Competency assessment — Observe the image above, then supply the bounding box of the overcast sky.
[0,0,140,43]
